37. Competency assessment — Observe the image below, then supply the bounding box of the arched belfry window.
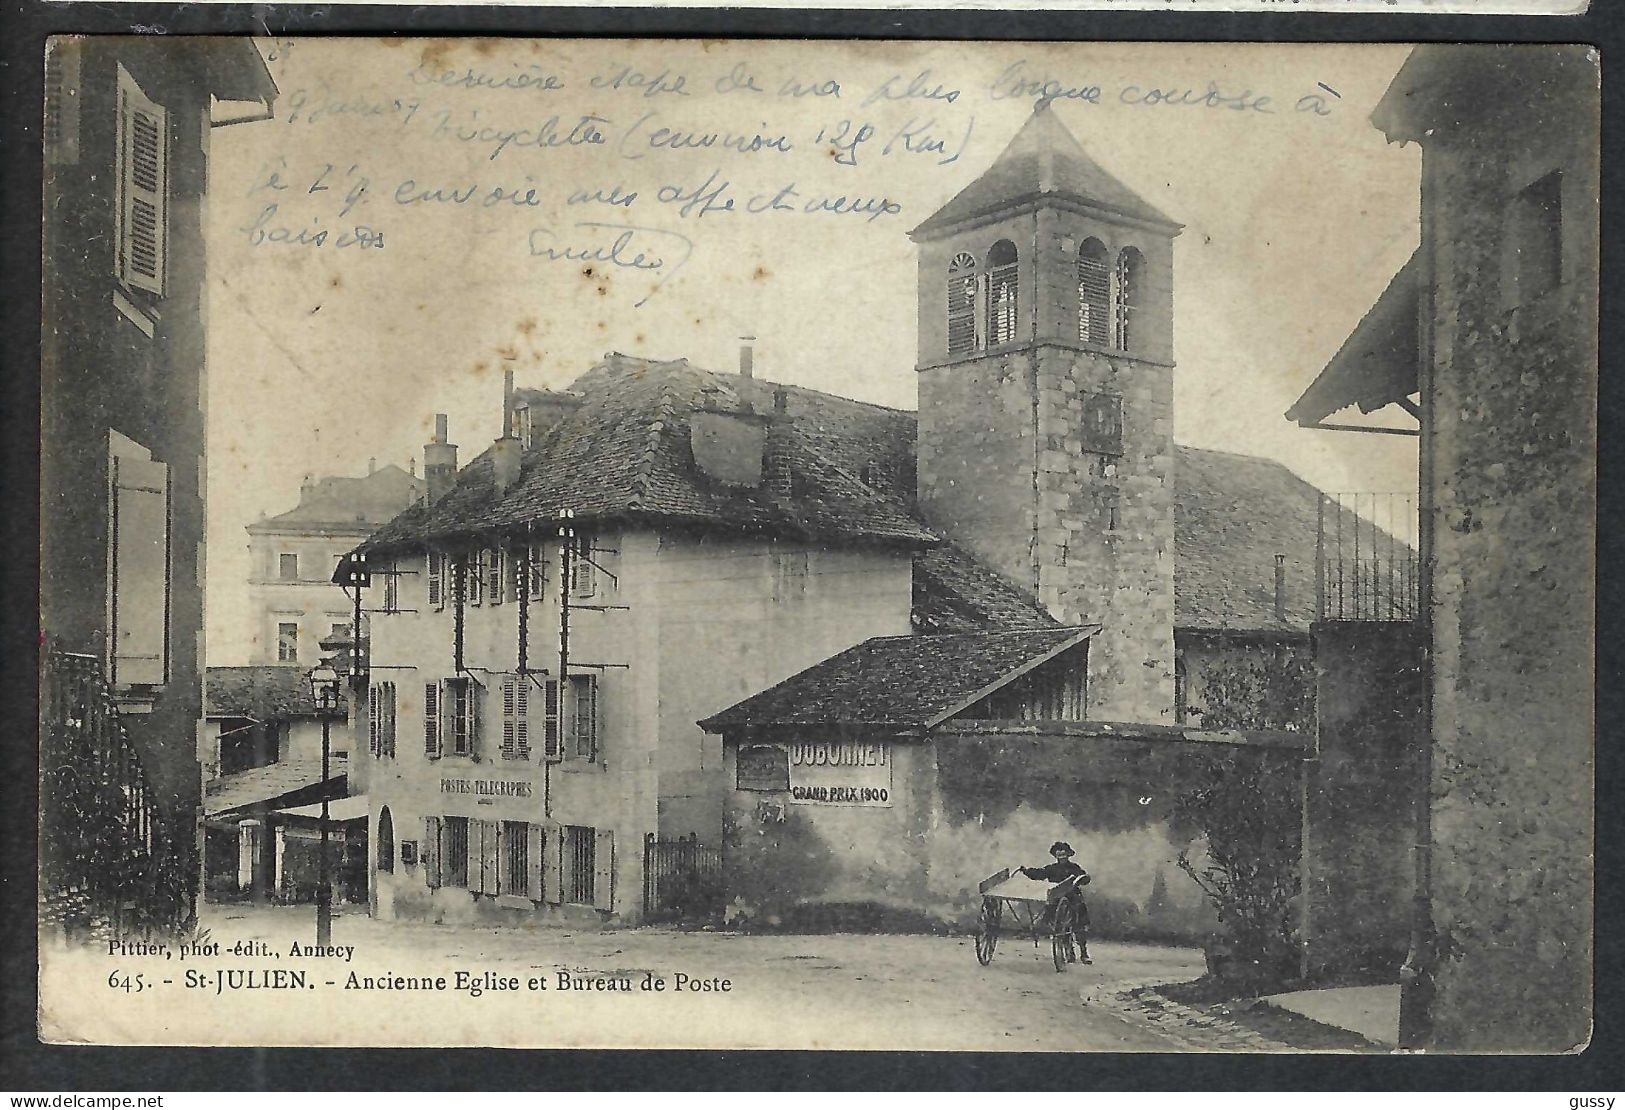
[1114,247,1144,353]
[1077,239,1110,346]
[986,239,1020,347]
[946,252,979,356]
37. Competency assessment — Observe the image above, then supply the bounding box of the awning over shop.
[277,794,370,822]
[203,758,347,817]
[1286,250,1420,427]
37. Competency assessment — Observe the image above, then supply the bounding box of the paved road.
[172,903,1206,1050]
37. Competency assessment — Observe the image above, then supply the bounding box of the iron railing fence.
[642,832,724,923]
[1316,492,1420,622]
[40,651,195,941]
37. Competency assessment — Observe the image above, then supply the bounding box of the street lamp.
[306,659,342,946]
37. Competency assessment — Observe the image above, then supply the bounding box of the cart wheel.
[975,899,1000,966]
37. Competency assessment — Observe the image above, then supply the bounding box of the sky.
[204,38,1420,663]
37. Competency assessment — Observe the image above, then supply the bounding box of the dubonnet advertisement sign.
[788,740,892,807]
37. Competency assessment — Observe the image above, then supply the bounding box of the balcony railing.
[1316,492,1420,622]
[40,651,195,940]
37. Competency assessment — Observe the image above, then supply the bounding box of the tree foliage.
[1190,649,1314,733]
[1176,755,1301,985]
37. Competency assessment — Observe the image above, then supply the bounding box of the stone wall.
[1306,622,1421,979]
[1418,51,1597,1051]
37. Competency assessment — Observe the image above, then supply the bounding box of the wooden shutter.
[489,548,504,605]
[543,679,561,761]
[45,38,81,166]
[514,677,530,760]
[469,679,483,759]
[571,535,596,596]
[109,450,170,687]
[528,542,546,600]
[424,816,442,888]
[542,824,562,904]
[423,682,441,758]
[527,824,544,900]
[501,678,517,759]
[368,685,381,756]
[115,64,166,295]
[468,550,484,606]
[592,829,615,912]
[385,683,397,757]
[467,820,485,895]
[427,552,443,609]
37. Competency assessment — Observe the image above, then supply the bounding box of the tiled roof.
[698,626,1095,733]
[911,102,1178,239]
[205,665,329,721]
[1173,445,1389,633]
[361,355,936,553]
[913,542,1060,634]
[203,758,347,816]
[362,358,1358,636]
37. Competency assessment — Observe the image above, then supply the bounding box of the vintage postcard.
[38,37,1597,1052]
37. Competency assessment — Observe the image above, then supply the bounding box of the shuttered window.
[500,676,531,760]
[986,239,1019,347]
[442,816,470,888]
[488,548,505,605]
[563,825,595,905]
[115,64,167,296]
[501,821,529,896]
[468,550,485,606]
[108,434,170,688]
[423,682,441,757]
[946,252,978,355]
[45,38,81,166]
[369,682,397,758]
[1077,239,1110,346]
[569,534,596,597]
[543,678,562,762]
[381,559,399,613]
[424,816,443,887]
[427,551,445,610]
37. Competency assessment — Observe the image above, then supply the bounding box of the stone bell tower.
[911,102,1183,722]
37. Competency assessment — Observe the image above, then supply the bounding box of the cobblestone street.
[31,903,1222,1053]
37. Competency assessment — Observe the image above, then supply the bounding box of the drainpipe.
[1398,145,1439,1050]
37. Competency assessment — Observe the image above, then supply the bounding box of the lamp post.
[306,659,342,946]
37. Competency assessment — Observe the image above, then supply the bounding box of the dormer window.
[1114,247,1144,352]
[1077,239,1110,346]
[946,252,979,355]
[986,240,1019,346]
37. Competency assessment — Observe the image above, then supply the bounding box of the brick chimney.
[739,335,756,381]
[492,370,523,494]
[423,414,458,504]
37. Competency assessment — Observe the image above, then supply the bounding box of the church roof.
[911,102,1180,239]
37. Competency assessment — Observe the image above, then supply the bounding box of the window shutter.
[469,680,483,759]
[542,824,562,904]
[515,677,530,760]
[592,829,615,912]
[385,683,397,758]
[543,679,561,761]
[489,548,504,605]
[45,38,81,166]
[369,685,381,756]
[424,682,440,758]
[425,816,442,888]
[571,536,596,597]
[115,64,166,295]
[109,451,170,687]
[468,819,486,895]
[501,677,516,759]
[527,824,544,900]
[427,552,443,609]
[468,550,484,606]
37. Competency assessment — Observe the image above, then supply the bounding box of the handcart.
[972,868,1089,973]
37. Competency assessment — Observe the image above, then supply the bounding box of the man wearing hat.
[1019,841,1092,964]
